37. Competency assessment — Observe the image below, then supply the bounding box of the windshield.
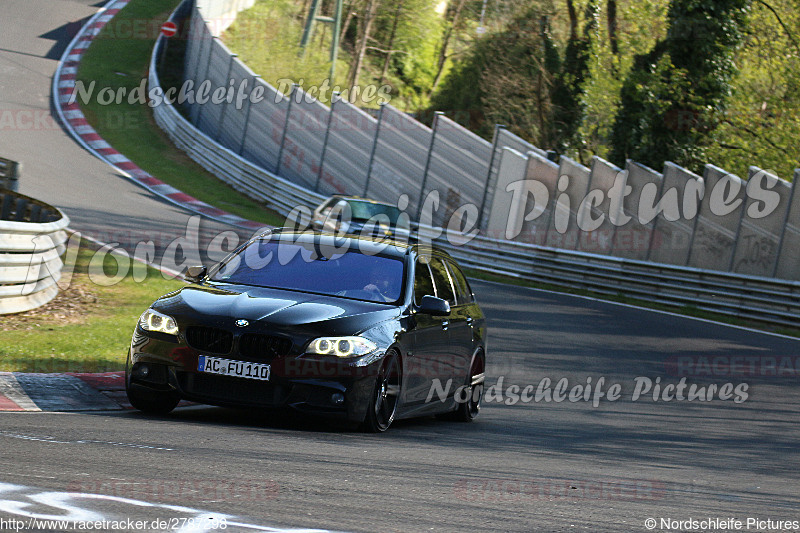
[348,200,409,229]
[209,239,406,303]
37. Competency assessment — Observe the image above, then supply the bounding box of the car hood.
[153,283,401,337]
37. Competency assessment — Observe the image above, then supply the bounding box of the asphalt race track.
[1,1,800,532]
[1,282,800,531]
[0,0,258,266]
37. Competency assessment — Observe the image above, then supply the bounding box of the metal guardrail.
[0,189,70,314]
[149,3,800,329]
[418,229,800,328]
[0,157,20,192]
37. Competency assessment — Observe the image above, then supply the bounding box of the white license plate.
[198,355,270,381]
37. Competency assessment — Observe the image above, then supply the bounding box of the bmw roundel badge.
[235,319,249,328]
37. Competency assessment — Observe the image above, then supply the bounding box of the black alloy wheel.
[450,352,485,422]
[363,350,401,432]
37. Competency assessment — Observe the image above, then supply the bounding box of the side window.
[414,259,435,306]
[429,257,457,307]
[319,198,337,217]
[446,260,473,305]
[333,200,350,222]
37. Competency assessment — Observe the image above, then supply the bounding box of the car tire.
[125,355,180,415]
[126,382,180,415]
[443,352,485,422]
[361,350,401,433]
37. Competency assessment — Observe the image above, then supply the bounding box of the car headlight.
[306,336,377,357]
[138,309,179,336]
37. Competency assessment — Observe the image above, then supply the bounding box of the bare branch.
[755,0,800,56]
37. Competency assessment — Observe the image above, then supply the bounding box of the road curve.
[0,280,798,531]
[0,0,257,266]
[1,1,799,531]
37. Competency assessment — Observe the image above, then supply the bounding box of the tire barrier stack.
[0,188,70,314]
[0,158,20,193]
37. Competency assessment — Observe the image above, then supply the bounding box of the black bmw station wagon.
[126,230,487,432]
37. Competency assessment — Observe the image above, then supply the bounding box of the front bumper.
[128,329,382,423]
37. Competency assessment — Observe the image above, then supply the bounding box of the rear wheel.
[362,351,401,432]
[451,352,485,422]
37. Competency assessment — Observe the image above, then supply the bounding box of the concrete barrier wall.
[732,167,791,276]
[367,105,432,212]
[775,169,800,280]
[173,0,800,282]
[545,157,590,250]
[519,151,559,245]
[482,128,548,230]
[611,161,662,260]
[485,148,527,240]
[647,163,703,266]
[577,157,622,255]
[423,116,492,227]
[688,165,747,271]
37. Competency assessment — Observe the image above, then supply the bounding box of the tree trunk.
[567,0,578,40]
[431,0,467,91]
[607,0,618,56]
[339,0,358,46]
[347,0,380,88]
[379,1,404,85]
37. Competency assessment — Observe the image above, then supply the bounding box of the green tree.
[430,0,599,151]
[704,0,800,179]
[609,0,751,171]
[550,0,599,154]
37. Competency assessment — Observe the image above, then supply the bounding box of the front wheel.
[126,382,180,414]
[125,355,180,414]
[361,350,401,432]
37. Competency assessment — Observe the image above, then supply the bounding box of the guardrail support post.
[315,92,338,192]
[216,53,238,142]
[363,102,385,197]
[772,169,800,278]
[276,84,299,176]
[194,36,218,127]
[478,124,505,231]
[416,111,443,219]
[645,162,673,263]
[238,75,260,156]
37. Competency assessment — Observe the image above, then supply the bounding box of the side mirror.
[417,295,450,316]
[184,265,207,283]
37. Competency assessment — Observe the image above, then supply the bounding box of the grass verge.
[0,239,184,372]
[75,0,284,226]
[221,0,350,104]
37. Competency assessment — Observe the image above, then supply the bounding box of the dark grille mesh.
[239,334,292,361]
[185,326,233,354]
